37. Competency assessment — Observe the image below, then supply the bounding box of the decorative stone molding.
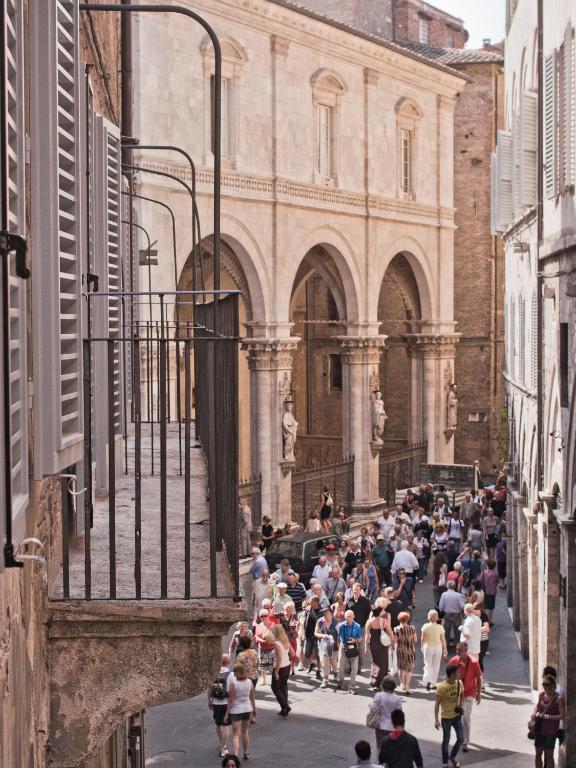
[271,34,290,59]
[338,336,387,365]
[241,338,299,371]
[404,333,460,358]
[364,67,379,86]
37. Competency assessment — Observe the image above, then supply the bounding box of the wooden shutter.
[30,0,84,475]
[544,54,557,198]
[518,295,525,385]
[493,130,513,233]
[520,93,538,209]
[512,109,521,216]
[1,0,28,543]
[562,27,574,190]
[531,291,537,391]
[509,296,516,379]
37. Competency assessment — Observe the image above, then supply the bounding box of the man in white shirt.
[349,739,380,768]
[460,603,482,657]
[377,508,396,537]
[390,541,419,576]
[312,555,331,589]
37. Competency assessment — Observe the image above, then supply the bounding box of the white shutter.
[545,54,557,198]
[520,92,538,209]
[93,116,123,491]
[493,130,513,233]
[531,291,537,391]
[562,28,574,189]
[518,295,526,385]
[1,0,28,546]
[30,0,84,476]
[509,296,516,378]
[512,109,521,216]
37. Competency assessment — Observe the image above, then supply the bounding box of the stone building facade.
[301,0,507,468]
[1,3,242,767]
[495,0,576,764]
[131,0,467,524]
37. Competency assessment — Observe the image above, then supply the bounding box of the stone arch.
[368,237,435,323]
[310,67,347,94]
[200,33,248,64]
[395,96,423,120]
[281,226,361,324]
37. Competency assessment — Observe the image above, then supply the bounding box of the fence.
[378,441,428,504]
[291,457,354,528]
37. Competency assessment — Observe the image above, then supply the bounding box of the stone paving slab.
[144,571,535,767]
[52,423,232,600]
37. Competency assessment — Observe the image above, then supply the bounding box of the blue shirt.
[249,555,269,579]
[338,620,362,644]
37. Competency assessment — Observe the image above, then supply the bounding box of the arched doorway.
[378,253,423,447]
[176,234,257,479]
[289,245,349,467]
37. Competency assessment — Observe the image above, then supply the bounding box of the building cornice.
[137,161,455,227]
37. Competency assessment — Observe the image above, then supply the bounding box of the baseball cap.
[376,534,385,541]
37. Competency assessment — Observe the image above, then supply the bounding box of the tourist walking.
[319,484,334,530]
[496,536,507,589]
[235,635,259,701]
[530,673,565,768]
[225,664,256,761]
[364,604,394,689]
[368,676,403,752]
[432,552,449,606]
[449,641,482,753]
[337,609,362,693]
[266,624,295,717]
[394,611,417,694]
[481,560,500,625]
[346,582,372,672]
[482,508,499,559]
[221,755,241,768]
[435,664,465,768]
[208,654,231,758]
[460,603,482,658]
[349,740,381,768]
[438,581,465,647]
[315,606,339,687]
[421,609,447,690]
[378,709,424,768]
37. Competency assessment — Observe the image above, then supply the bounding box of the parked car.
[265,532,341,586]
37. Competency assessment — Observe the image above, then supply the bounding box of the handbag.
[380,620,392,647]
[344,641,359,659]
[366,705,381,729]
[528,694,557,740]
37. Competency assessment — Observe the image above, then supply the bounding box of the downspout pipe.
[536,0,544,493]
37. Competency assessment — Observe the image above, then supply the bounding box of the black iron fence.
[379,441,428,504]
[291,457,354,528]
[59,290,240,602]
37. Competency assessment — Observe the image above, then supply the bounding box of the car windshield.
[267,540,302,560]
[303,537,339,559]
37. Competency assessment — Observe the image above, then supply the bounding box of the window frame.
[310,69,346,186]
[395,98,421,201]
[419,17,430,45]
[328,353,342,392]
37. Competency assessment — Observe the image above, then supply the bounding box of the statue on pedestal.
[282,396,298,463]
[446,382,458,433]
[371,390,387,444]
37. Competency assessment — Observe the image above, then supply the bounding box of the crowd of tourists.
[209,468,564,767]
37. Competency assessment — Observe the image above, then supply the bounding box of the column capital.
[271,34,290,58]
[241,337,299,371]
[337,335,387,364]
[404,333,461,358]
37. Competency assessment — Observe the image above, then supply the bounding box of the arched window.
[201,35,248,167]
[395,98,422,200]
[310,69,347,184]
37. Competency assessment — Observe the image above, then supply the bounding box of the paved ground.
[144,573,534,767]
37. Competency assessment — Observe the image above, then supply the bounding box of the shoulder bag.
[528,694,557,740]
[366,704,381,729]
[379,617,391,647]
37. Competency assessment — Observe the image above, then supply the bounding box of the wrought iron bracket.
[0,231,30,278]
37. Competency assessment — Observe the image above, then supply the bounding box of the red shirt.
[449,654,482,698]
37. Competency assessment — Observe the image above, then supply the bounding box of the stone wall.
[298,0,394,40]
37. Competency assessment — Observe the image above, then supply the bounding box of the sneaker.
[297,664,304,671]
[320,681,328,688]
[348,687,357,695]
[462,744,469,753]
[419,579,424,584]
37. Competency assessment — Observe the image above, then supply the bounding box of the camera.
[454,706,464,716]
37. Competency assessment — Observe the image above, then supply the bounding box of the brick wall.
[451,61,506,466]
[393,0,468,48]
[80,2,122,123]
[299,0,394,40]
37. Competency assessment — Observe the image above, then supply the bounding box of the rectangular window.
[400,129,413,195]
[447,31,454,48]
[329,354,342,391]
[317,104,332,178]
[210,75,230,160]
[419,18,430,44]
[560,323,569,407]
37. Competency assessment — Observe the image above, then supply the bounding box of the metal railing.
[291,457,354,528]
[378,441,428,504]
[58,290,240,601]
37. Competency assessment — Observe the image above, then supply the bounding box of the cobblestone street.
[144,576,534,767]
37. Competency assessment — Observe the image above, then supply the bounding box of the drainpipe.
[536,0,544,493]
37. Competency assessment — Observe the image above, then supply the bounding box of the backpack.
[211,672,229,700]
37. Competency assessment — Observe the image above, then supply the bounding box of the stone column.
[557,517,576,768]
[339,336,386,518]
[242,338,299,526]
[405,334,460,463]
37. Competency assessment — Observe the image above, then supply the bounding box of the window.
[210,75,230,161]
[560,323,569,407]
[447,31,455,48]
[518,296,526,384]
[395,98,421,200]
[419,18,430,44]
[400,129,413,195]
[310,69,346,184]
[201,36,247,168]
[1,0,29,543]
[329,354,342,392]
[491,130,513,233]
[508,297,516,378]
[317,104,332,178]
[545,28,575,198]
[531,291,537,391]
[30,0,84,475]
